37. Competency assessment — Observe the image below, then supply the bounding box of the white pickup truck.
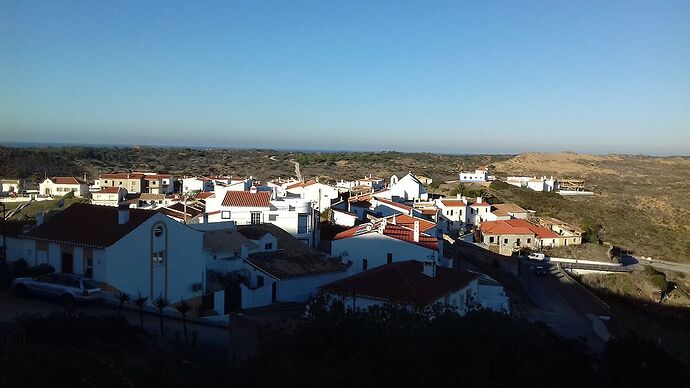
[527,253,546,261]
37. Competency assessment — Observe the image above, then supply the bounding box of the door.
[271,282,277,302]
[61,253,74,274]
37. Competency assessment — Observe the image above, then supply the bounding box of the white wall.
[278,270,351,302]
[332,210,358,227]
[331,233,438,274]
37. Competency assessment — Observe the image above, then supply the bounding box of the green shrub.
[489,180,510,190]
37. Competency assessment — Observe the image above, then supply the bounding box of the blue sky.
[1,1,689,155]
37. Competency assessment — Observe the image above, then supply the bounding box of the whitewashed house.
[205,191,318,246]
[331,219,444,275]
[19,203,207,303]
[320,260,479,315]
[182,177,214,193]
[506,176,557,192]
[379,173,428,201]
[459,168,489,183]
[330,207,359,227]
[91,186,127,206]
[286,180,339,211]
[435,196,492,232]
[1,179,20,194]
[227,224,349,309]
[39,177,90,198]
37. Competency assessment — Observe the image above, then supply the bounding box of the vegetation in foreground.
[1,303,687,387]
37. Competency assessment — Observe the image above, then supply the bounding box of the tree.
[174,299,192,344]
[117,291,130,316]
[152,294,170,336]
[133,292,148,330]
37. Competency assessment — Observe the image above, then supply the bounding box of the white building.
[331,219,444,275]
[1,179,20,194]
[506,176,557,192]
[285,180,340,212]
[378,173,428,201]
[232,224,349,309]
[321,260,480,315]
[182,177,214,193]
[336,175,386,192]
[91,186,127,206]
[459,168,489,183]
[206,191,318,246]
[18,203,207,303]
[39,177,90,198]
[435,196,492,232]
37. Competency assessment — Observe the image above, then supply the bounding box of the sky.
[1,1,689,155]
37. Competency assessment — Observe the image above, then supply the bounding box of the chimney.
[118,204,130,225]
[461,196,468,205]
[240,244,249,258]
[391,215,396,225]
[413,221,420,242]
[36,212,45,226]
[250,186,257,193]
[456,194,462,200]
[422,260,436,278]
[476,196,482,204]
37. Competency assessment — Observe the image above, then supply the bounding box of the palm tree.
[117,291,130,316]
[152,294,170,336]
[133,292,148,330]
[174,299,192,343]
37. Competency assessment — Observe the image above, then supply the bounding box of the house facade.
[39,177,90,197]
[18,203,206,303]
[286,180,339,211]
[91,186,127,206]
[459,168,489,182]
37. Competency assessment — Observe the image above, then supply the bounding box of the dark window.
[268,214,277,221]
[257,275,264,288]
[503,238,508,244]
[387,253,393,264]
[489,236,495,243]
[527,238,531,244]
[251,212,261,225]
[221,211,231,219]
[516,238,521,247]
[298,213,308,234]
[265,243,273,250]
[362,259,368,271]
[153,225,164,237]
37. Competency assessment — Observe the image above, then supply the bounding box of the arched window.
[153,225,164,237]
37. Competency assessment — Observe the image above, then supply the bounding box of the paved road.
[520,261,606,352]
[620,255,690,275]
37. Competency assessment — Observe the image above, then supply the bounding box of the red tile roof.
[23,203,158,248]
[52,176,87,185]
[333,222,438,250]
[386,214,436,233]
[480,219,559,238]
[470,202,491,207]
[195,192,215,199]
[99,173,145,180]
[440,199,466,207]
[321,261,479,307]
[221,191,271,207]
[96,187,123,194]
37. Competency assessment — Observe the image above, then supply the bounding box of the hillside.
[491,152,690,262]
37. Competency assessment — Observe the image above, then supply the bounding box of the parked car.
[534,266,547,276]
[528,253,546,261]
[12,273,102,304]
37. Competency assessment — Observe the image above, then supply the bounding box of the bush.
[11,259,54,278]
[643,266,667,290]
[489,180,510,190]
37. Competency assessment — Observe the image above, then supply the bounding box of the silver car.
[12,273,102,304]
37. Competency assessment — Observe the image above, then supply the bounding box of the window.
[104,180,108,183]
[152,252,164,266]
[489,236,495,243]
[221,211,231,219]
[153,225,164,237]
[449,210,454,216]
[387,253,393,264]
[250,212,261,225]
[362,258,368,271]
[298,213,308,234]
[503,238,508,244]
[257,275,264,288]
[268,214,277,221]
[265,243,273,250]
[516,238,521,247]
[527,238,531,244]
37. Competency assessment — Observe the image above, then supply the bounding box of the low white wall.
[548,257,620,267]
[240,282,273,309]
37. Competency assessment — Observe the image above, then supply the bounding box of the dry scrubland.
[490,152,690,263]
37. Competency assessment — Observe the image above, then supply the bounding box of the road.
[620,255,690,275]
[290,159,302,181]
[520,260,607,352]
